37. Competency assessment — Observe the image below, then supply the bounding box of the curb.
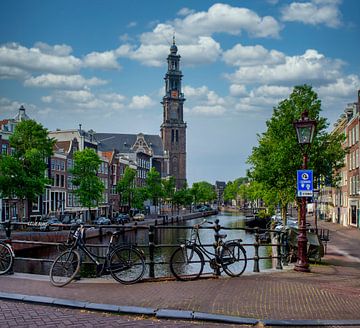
[1,291,360,326]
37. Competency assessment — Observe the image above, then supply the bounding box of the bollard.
[253,228,260,273]
[148,225,155,278]
[4,220,12,242]
[276,231,283,270]
[281,231,289,266]
[163,216,166,225]
[99,227,103,243]
[213,219,221,276]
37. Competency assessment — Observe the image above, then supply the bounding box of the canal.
[14,211,273,278]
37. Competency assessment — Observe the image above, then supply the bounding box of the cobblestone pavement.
[1,214,360,326]
[0,300,241,328]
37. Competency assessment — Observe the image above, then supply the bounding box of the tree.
[145,167,163,212]
[0,120,55,220]
[173,183,192,214]
[71,148,104,222]
[162,176,176,214]
[223,177,249,205]
[247,85,346,222]
[191,181,217,204]
[116,167,137,210]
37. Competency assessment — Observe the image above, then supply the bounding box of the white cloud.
[127,21,137,28]
[118,3,281,68]
[41,90,127,112]
[281,0,342,28]
[223,43,285,67]
[117,37,222,67]
[191,105,226,116]
[0,97,36,118]
[229,84,248,97]
[251,85,292,97]
[0,42,82,75]
[176,3,281,38]
[129,95,155,109]
[118,44,169,67]
[177,8,195,16]
[33,42,73,56]
[317,75,360,98]
[83,50,120,69]
[183,85,227,116]
[227,49,344,85]
[0,66,29,80]
[24,74,107,89]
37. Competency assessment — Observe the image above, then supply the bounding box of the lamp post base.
[294,261,310,272]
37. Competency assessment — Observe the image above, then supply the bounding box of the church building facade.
[161,39,187,189]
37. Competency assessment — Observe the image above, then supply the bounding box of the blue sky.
[0,0,359,185]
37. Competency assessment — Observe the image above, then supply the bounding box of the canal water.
[14,212,273,278]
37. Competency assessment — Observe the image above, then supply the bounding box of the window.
[171,129,174,143]
[67,159,73,169]
[176,130,179,142]
[1,144,7,154]
[60,175,65,188]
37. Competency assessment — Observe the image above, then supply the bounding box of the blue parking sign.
[297,170,313,197]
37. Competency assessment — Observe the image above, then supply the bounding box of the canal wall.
[3,210,218,251]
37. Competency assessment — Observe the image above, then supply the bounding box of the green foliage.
[162,176,176,202]
[190,181,217,204]
[173,186,192,208]
[0,120,55,208]
[116,167,137,208]
[71,148,104,213]
[247,84,346,219]
[145,167,163,206]
[223,177,249,202]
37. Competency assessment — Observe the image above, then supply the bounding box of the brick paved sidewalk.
[1,262,360,322]
[1,214,360,326]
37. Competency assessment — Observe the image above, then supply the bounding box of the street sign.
[297,170,313,197]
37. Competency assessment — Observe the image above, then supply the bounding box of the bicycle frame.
[184,225,223,263]
[68,226,116,267]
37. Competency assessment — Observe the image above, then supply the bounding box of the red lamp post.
[293,109,317,272]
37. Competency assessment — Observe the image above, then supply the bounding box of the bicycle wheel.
[169,246,204,281]
[221,242,247,277]
[0,242,13,275]
[109,246,145,284]
[49,249,81,287]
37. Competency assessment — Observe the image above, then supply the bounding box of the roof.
[54,141,71,153]
[95,133,164,157]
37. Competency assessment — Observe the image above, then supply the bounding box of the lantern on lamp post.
[293,109,317,272]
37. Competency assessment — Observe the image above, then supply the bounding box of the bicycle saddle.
[216,233,227,239]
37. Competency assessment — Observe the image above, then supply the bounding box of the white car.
[133,213,145,221]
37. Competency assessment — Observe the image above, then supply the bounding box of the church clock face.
[170,102,179,120]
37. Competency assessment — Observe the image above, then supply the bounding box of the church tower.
[161,38,187,189]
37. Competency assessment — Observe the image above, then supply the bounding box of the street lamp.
[293,109,317,272]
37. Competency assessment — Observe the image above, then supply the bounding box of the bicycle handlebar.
[193,219,213,228]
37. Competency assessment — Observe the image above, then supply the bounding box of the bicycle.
[0,221,15,275]
[49,224,146,287]
[169,220,247,281]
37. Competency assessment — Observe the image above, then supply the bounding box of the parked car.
[93,217,111,225]
[113,214,130,224]
[40,217,61,231]
[133,213,145,221]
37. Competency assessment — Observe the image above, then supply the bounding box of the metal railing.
[0,217,288,280]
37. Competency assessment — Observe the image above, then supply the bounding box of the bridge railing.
[0,217,288,280]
